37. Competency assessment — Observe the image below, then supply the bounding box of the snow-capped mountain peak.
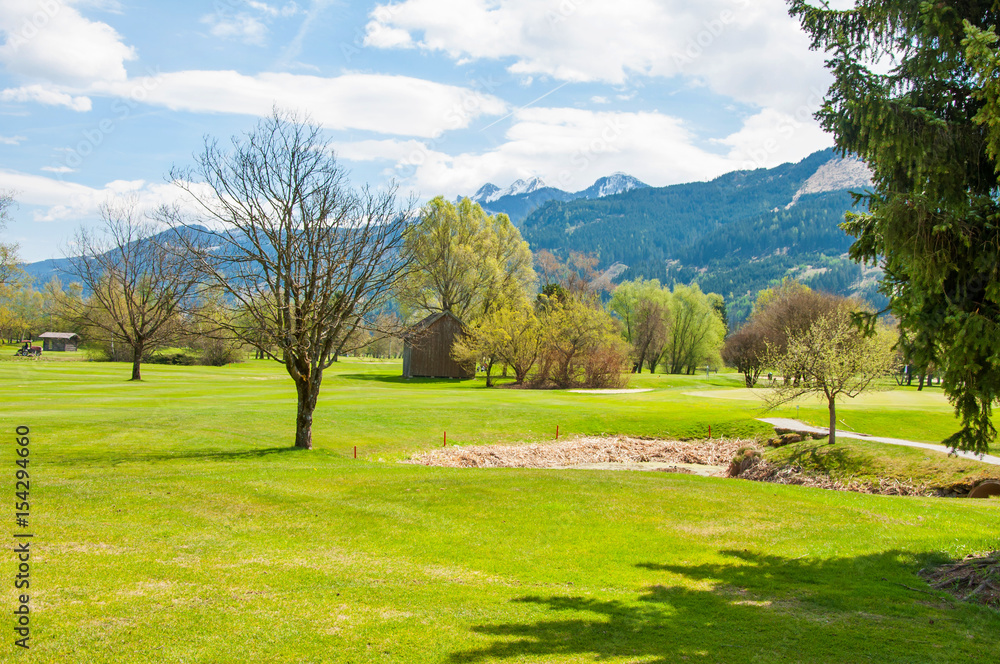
[471,183,501,204]
[495,176,547,201]
[578,172,649,199]
[472,177,548,204]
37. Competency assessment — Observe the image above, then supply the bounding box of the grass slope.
[1,355,997,663]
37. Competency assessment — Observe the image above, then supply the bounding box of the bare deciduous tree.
[65,198,201,380]
[169,110,413,450]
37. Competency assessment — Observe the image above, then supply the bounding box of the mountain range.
[21,150,876,328]
[518,148,878,324]
[466,173,648,224]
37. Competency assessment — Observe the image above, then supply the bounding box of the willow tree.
[661,283,725,375]
[790,0,1000,453]
[608,278,671,373]
[170,110,413,449]
[400,196,535,324]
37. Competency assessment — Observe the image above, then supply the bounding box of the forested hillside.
[520,149,881,324]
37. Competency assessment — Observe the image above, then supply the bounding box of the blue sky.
[0,0,846,262]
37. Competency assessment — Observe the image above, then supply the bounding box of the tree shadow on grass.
[451,549,993,663]
[782,441,872,476]
[48,446,309,467]
[129,446,308,463]
[337,373,469,385]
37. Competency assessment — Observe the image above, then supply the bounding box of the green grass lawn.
[1,358,998,663]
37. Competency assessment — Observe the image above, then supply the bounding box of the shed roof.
[406,311,465,335]
[39,332,80,340]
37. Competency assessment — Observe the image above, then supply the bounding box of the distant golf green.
[1,353,997,663]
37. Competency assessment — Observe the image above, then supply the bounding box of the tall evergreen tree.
[790,0,1000,453]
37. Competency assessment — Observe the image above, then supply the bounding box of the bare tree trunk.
[131,342,143,381]
[918,374,925,391]
[295,377,320,449]
[484,358,494,387]
[828,398,837,445]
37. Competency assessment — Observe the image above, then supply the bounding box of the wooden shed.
[402,312,475,379]
[39,332,80,352]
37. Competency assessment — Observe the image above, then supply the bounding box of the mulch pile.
[731,456,936,496]
[920,552,1000,609]
[406,436,749,469]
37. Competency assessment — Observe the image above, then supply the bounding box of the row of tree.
[719,280,896,444]
[397,196,632,389]
[608,279,726,375]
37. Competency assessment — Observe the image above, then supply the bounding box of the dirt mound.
[731,457,935,497]
[407,436,750,469]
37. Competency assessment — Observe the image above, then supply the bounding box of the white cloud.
[716,107,832,170]
[246,1,301,18]
[201,13,269,46]
[364,0,832,114]
[0,0,136,87]
[363,20,414,49]
[338,105,833,199]
[41,165,76,173]
[199,1,302,46]
[341,107,733,197]
[332,139,429,163]
[0,84,92,111]
[93,70,507,138]
[0,169,206,223]
[0,134,26,145]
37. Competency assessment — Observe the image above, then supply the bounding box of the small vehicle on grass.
[15,343,41,357]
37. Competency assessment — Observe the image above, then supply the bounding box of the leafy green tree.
[789,0,1000,453]
[661,283,726,374]
[454,303,543,386]
[608,278,672,373]
[401,197,535,324]
[764,304,897,445]
[723,281,844,387]
[0,281,43,342]
[533,295,631,389]
[0,192,20,287]
[39,276,83,334]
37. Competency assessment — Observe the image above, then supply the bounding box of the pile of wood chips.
[406,436,750,469]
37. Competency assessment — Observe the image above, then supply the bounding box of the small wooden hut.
[39,332,80,352]
[402,312,475,379]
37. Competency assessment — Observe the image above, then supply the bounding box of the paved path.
[758,418,1000,466]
